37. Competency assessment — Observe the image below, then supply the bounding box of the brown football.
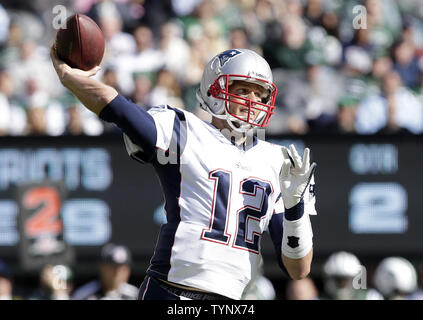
[55,14,105,71]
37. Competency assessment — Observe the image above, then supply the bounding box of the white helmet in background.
[324,251,362,278]
[373,257,417,299]
[196,49,277,132]
[323,251,362,299]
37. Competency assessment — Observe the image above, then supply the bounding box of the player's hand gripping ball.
[55,14,105,71]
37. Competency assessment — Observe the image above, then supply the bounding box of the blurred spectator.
[356,70,423,134]
[25,90,48,135]
[392,39,422,89]
[0,68,12,135]
[304,0,324,26]
[367,53,394,95]
[138,0,175,36]
[7,38,62,99]
[336,96,359,133]
[171,0,201,17]
[365,0,401,50]
[111,24,164,97]
[65,103,84,135]
[29,264,74,300]
[303,64,344,131]
[132,72,154,108]
[320,251,383,300]
[230,27,249,49]
[285,277,319,300]
[234,0,266,46]
[264,15,313,70]
[99,14,137,61]
[373,257,418,300]
[269,62,344,134]
[24,89,66,136]
[85,0,144,33]
[266,69,309,135]
[321,9,340,39]
[181,0,229,62]
[149,69,184,109]
[101,66,122,93]
[158,21,191,84]
[0,4,10,45]
[71,243,138,300]
[284,0,304,18]
[0,69,27,135]
[342,28,375,76]
[229,26,264,55]
[183,36,209,87]
[65,101,105,136]
[0,19,22,66]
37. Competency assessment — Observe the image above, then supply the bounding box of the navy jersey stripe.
[167,106,187,157]
[268,212,289,276]
[147,107,187,279]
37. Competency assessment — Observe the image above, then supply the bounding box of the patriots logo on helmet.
[218,49,242,67]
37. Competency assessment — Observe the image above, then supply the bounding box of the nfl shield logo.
[287,236,300,249]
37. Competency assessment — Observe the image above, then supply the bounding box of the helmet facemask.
[208,74,277,132]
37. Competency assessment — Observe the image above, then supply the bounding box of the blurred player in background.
[29,264,73,300]
[51,46,317,300]
[285,277,319,300]
[71,243,138,300]
[0,259,14,300]
[241,262,276,300]
[409,262,423,300]
[373,256,418,300]
[320,251,383,300]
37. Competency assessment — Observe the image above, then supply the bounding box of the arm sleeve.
[99,94,157,162]
[99,94,180,163]
[268,211,289,277]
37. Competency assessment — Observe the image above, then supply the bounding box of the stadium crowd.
[1,0,423,136]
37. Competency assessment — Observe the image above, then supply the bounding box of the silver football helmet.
[373,257,417,299]
[196,49,277,132]
[323,251,362,300]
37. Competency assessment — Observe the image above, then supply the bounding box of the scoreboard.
[0,133,422,271]
[268,134,423,259]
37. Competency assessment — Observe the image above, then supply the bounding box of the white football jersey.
[124,105,315,300]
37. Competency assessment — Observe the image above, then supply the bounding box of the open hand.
[280,144,316,209]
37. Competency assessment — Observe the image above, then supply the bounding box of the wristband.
[282,201,313,259]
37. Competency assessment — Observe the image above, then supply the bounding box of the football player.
[50,46,317,300]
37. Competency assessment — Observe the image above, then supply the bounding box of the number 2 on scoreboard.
[24,187,63,237]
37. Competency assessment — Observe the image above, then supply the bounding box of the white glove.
[280,144,316,209]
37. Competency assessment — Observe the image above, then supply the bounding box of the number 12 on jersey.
[201,169,273,254]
